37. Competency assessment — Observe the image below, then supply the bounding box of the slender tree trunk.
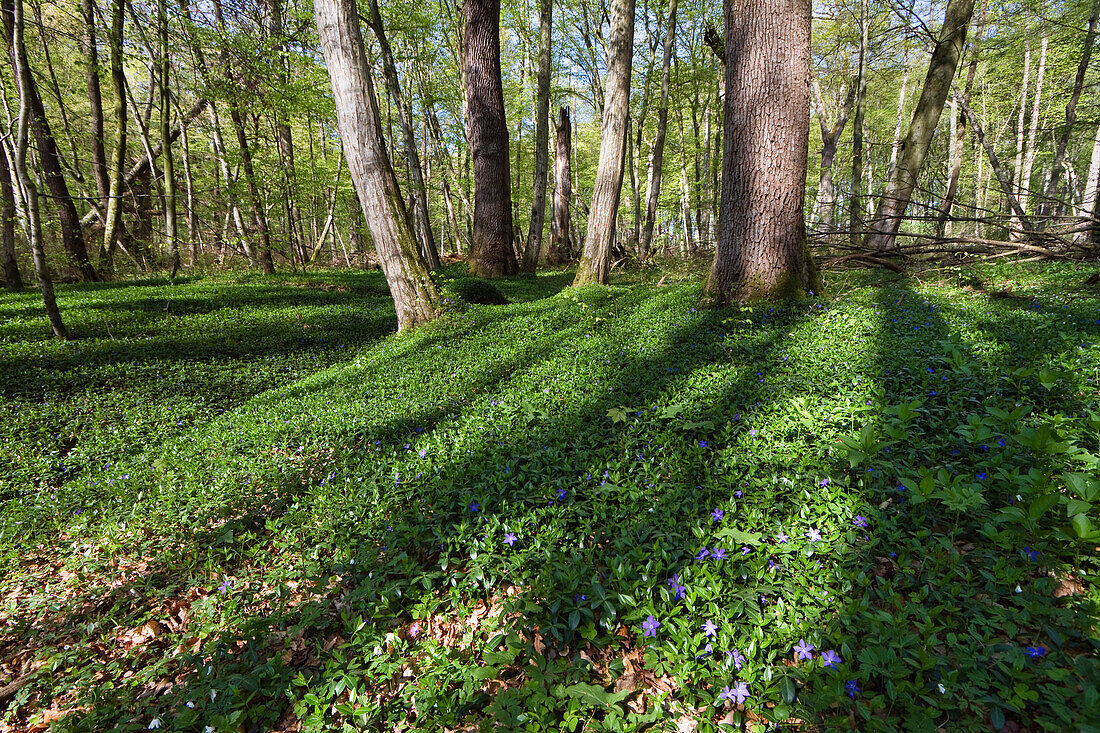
[705,0,819,301]
[367,0,441,270]
[102,0,126,273]
[522,0,552,273]
[574,0,634,286]
[313,0,440,329]
[957,96,1035,234]
[0,144,21,290]
[463,0,517,277]
[547,106,572,265]
[639,0,676,259]
[675,88,694,253]
[1040,0,1100,221]
[1020,33,1046,218]
[84,0,109,213]
[936,3,984,240]
[850,0,867,252]
[266,0,302,267]
[886,69,909,182]
[1011,41,1032,236]
[812,80,856,240]
[866,0,975,251]
[633,28,658,247]
[8,0,65,336]
[157,0,178,278]
[2,0,96,282]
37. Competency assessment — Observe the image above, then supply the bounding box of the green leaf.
[779,676,797,704]
[606,407,628,424]
[991,706,1006,730]
[1064,472,1100,502]
[1071,513,1094,539]
[561,682,629,708]
[1027,494,1060,521]
[470,665,499,681]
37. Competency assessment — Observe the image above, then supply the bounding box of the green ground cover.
[0,263,1098,732]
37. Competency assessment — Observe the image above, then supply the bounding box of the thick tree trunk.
[2,0,97,282]
[367,0,441,271]
[463,0,517,277]
[9,0,66,337]
[706,0,818,301]
[0,144,22,291]
[639,0,677,258]
[574,0,634,286]
[1040,0,1100,221]
[547,106,572,265]
[522,0,552,273]
[314,0,439,329]
[1074,123,1100,245]
[866,0,974,251]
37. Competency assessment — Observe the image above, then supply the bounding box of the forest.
[1,0,1099,731]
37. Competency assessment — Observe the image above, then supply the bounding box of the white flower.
[148,719,161,730]
[186,701,195,708]
[1015,585,1023,593]
[205,728,216,733]
[210,688,217,701]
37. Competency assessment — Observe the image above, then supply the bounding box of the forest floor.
[0,261,1098,733]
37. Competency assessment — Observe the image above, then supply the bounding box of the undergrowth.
[0,262,1097,733]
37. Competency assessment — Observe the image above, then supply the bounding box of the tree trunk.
[574,0,634,286]
[84,0,109,213]
[158,0,178,278]
[522,0,552,273]
[1020,34,1046,219]
[936,4,984,240]
[812,79,856,240]
[266,0,303,268]
[101,0,127,274]
[705,0,818,302]
[367,0,441,270]
[0,144,22,290]
[2,0,97,282]
[463,0,517,277]
[1040,0,1100,221]
[956,96,1035,234]
[849,0,867,252]
[8,0,65,336]
[547,106,572,265]
[639,0,676,259]
[866,0,975,251]
[313,0,440,329]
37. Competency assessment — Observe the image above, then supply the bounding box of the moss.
[444,277,510,306]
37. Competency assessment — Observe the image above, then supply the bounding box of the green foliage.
[0,262,1098,732]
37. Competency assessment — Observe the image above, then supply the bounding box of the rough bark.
[8,0,66,337]
[463,0,517,277]
[1040,0,1100,220]
[574,0,634,286]
[2,0,97,282]
[866,0,974,251]
[704,0,819,302]
[367,0,441,270]
[639,0,677,258]
[0,144,21,290]
[313,0,439,329]
[547,106,572,265]
[522,0,552,273]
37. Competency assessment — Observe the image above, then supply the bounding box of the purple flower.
[218,577,233,595]
[409,621,421,638]
[734,490,743,498]
[740,546,751,556]
[503,532,517,546]
[719,680,750,705]
[748,429,757,437]
[711,509,724,522]
[642,615,660,638]
[712,548,727,561]
[1025,646,1046,658]
[821,649,841,668]
[1023,546,1038,561]
[418,448,427,458]
[768,558,777,570]
[794,639,814,661]
[699,440,709,448]
[853,515,869,529]
[702,619,718,637]
[818,478,830,488]
[976,472,987,480]
[845,679,861,698]
[696,547,710,561]
[728,648,745,670]
[777,531,789,543]
[468,501,480,513]
[806,528,823,543]
[556,488,568,501]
